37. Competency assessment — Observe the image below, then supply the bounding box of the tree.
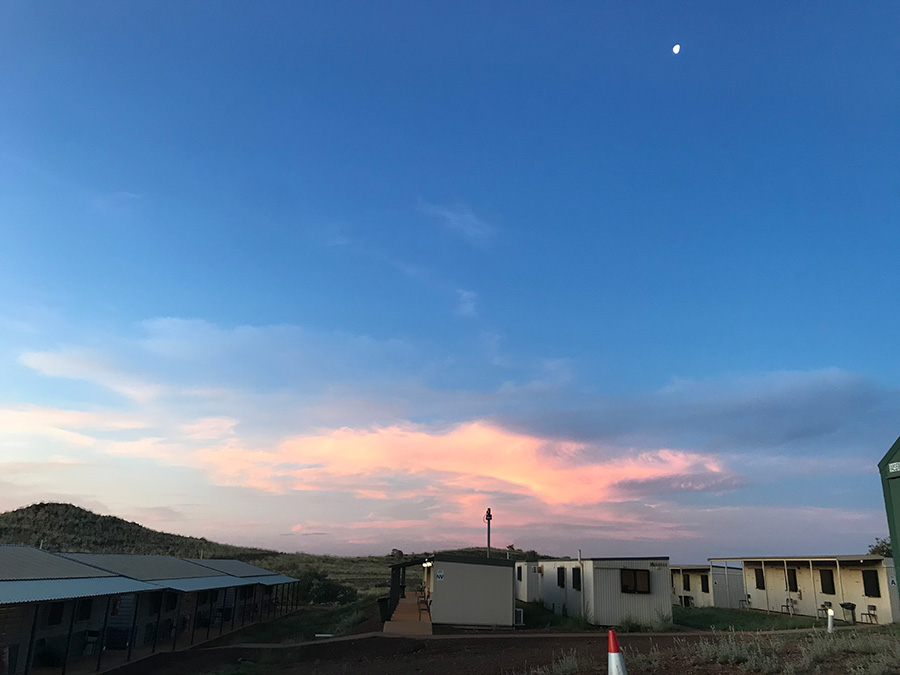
[868,537,892,557]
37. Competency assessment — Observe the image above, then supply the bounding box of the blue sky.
[1,2,898,560]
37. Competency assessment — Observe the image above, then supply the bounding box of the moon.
[672,44,681,54]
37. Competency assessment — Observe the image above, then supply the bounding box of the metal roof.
[0,577,159,605]
[0,546,114,581]
[243,574,296,586]
[147,575,260,593]
[709,555,885,563]
[429,554,515,568]
[187,559,280,578]
[59,553,229,581]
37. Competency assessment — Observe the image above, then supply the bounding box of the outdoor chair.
[781,598,796,615]
[417,595,431,621]
[817,601,832,619]
[860,605,878,624]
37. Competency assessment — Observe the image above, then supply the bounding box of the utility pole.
[485,508,492,558]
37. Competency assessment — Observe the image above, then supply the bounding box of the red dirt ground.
[107,632,719,675]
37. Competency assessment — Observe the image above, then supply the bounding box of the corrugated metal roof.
[243,574,296,586]
[147,575,260,593]
[187,559,279,578]
[709,555,885,563]
[59,553,228,581]
[0,546,115,581]
[0,577,159,605]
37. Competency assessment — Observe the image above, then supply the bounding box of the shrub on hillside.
[295,568,357,604]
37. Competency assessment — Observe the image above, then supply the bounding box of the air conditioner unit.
[514,608,524,626]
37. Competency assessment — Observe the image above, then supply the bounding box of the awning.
[0,577,160,605]
[147,575,259,593]
[241,575,297,586]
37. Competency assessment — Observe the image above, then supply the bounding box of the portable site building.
[0,548,298,675]
[0,546,158,674]
[671,564,745,609]
[710,555,899,624]
[515,561,542,603]
[516,557,672,627]
[188,558,297,629]
[60,554,295,646]
[420,554,515,627]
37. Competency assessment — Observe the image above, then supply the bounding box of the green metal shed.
[878,435,900,556]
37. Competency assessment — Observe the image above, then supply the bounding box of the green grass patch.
[672,605,839,632]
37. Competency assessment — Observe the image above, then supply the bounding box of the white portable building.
[517,557,671,628]
[671,564,745,609]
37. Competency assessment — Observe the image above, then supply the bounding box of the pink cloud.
[192,421,733,510]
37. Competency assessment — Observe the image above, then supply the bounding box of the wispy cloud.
[419,201,496,247]
[455,289,478,317]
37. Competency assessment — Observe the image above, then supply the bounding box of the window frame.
[572,567,582,591]
[819,569,836,595]
[683,573,691,592]
[557,566,566,589]
[786,568,798,593]
[862,570,881,598]
[76,598,92,622]
[700,574,710,594]
[621,569,651,594]
[755,568,766,590]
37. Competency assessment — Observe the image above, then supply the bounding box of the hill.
[0,502,277,561]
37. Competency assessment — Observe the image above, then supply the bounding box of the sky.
[1,2,898,562]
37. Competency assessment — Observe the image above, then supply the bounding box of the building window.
[755,568,765,590]
[621,569,650,594]
[164,593,178,611]
[786,568,798,593]
[701,575,710,593]
[76,599,92,621]
[198,591,209,606]
[820,569,836,595]
[683,574,691,592]
[517,566,522,581]
[573,567,582,591]
[47,602,65,626]
[863,570,881,598]
[557,566,566,588]
[149,592,163,614]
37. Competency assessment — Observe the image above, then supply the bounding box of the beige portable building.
[671,564,745,609]
[709,555,899,624]
[517,557,671,628]
[421,554,515,627]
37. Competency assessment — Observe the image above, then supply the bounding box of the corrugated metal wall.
[711,567,745,609]
[591,560,671,627]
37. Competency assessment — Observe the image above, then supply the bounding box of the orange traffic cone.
[608,629,627,675]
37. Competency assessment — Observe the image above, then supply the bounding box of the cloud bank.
[2,316,895,558]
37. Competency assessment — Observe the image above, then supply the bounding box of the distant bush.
[295,568,357,604]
